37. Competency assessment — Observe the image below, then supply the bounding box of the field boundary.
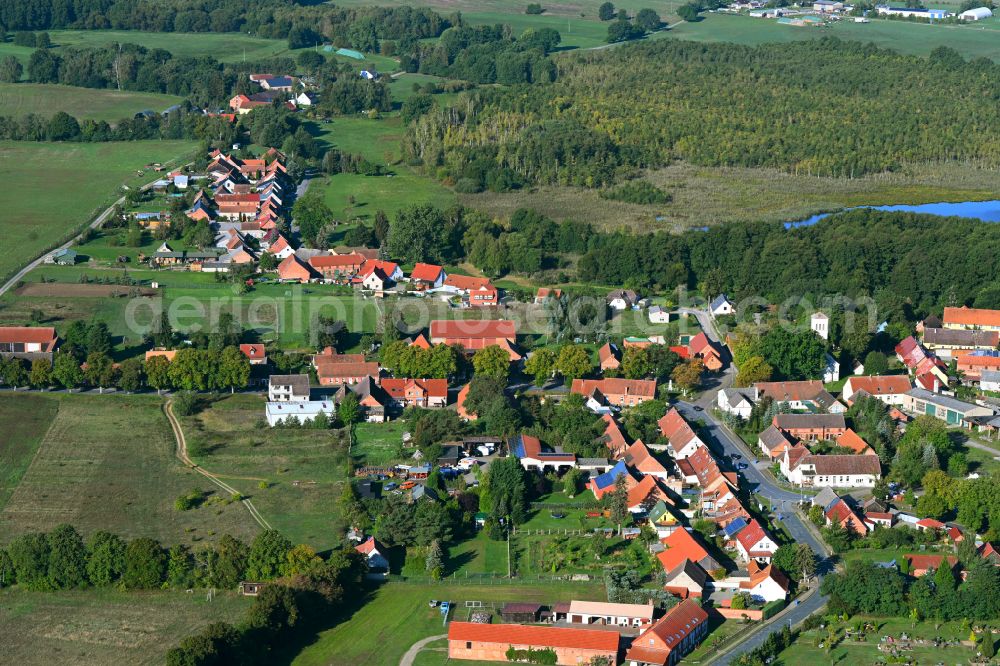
[163,399,272,530]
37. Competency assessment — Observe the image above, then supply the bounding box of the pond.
[784,199,1000,228]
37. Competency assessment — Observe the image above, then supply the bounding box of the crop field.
[0,394,60,513]
[0,140,195,285]
[47,30,293,62]
[0,83,183,121]
[0,394,256,546]
[670,13,1000,62]
[0,588,249,666]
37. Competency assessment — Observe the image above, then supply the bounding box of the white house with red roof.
[734,519,778,564]
[409,262,446,289]
[381,378,447,409]
[657,408,704,459]
[624,599,709,666]
[354,536,389,572]
[239,343,267,365]
[0,326,58,361]
[442,274,499,307]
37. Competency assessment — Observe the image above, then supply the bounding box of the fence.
[384,572,596,585]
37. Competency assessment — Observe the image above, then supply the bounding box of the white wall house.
[717,388,757,420]
[810,312,829,340]
[268,374,310,402]
[265,400,335,426]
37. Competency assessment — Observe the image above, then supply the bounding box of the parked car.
[400,481,416,490]
[737,462,749,470]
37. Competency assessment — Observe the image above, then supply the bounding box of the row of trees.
[0,345,251,393]
[407,37,1000,187]
[0,525,332,593]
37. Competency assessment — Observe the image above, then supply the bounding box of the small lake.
[784,200,1000,229]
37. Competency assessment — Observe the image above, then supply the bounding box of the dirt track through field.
[163,399,272,530]
[16,283,158,297]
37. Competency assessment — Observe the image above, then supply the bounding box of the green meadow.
[0,83,183,121]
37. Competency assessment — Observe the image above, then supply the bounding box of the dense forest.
[385,203,1000,323]
[403,37,1000,189]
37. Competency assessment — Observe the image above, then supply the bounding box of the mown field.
[288,580,607,666]
[0,83,183,121]
[0,394,257,547]
[309,115,457,221]
[0,394,60,512]
[0,588,249,666]
[670,13,1000,62]
[0,140,195,284]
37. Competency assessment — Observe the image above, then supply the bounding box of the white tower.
[811,312,829,340]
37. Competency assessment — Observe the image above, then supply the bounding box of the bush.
[172,391,201,416]
[174,489,204,511]
[762,599,786,619]
[526,3,544,13]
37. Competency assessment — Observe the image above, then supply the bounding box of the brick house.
[447,622,618,665]
[624,599,709,666]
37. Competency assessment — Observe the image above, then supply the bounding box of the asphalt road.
[675,400,831,664]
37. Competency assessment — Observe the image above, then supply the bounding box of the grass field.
[0,83,183,121]
[0,140,195,284]
[463,161,1000,231]
[309,115,456,221]
[179,394,352,550]
[0,394,257,546]
[288,580,607,666]
[0,588,249,666]
[670,13,1000,62]
[0,394,60,513]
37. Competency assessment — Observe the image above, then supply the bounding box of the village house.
[688,332,723,371]
[781,447,881,487]
[717,388,758,419]
[572,378,659,410]
[380,378,448,409]
[623,439,671,479]
[509,433,576,472]
[900,387,994,426]
[734,519,778,563]
[599,342,622,372]
[309,253,367,281]
[709,294,734,317]
[905,554,959,578]
[657,528,721,578]
[943,306,1000,332]
[842,375,912,406]
[825,497,870,535]
[834,428,874,455]
[956,351,1000,381]
[313,354,380,387]
[239,343,267,365]
[657,408,705,459]
[754,380,843,412]
[607,289,639,311]
[354,536,389,572]
[428,319,519,360]
[662,557,710,599]
[265,400,335,426]
[922,327,1000,358]
[409,262,446,289]
[757,425,795,460]
[565,600,655,627]
[448,622,619,665]
[276,255,316,283]
[648,305,673,323]
[624,599,709,666]
[0,326,58,361]
[535,287,563,304]
[772,413,847,441]
[737,563,790,603]
[442,274,499,307]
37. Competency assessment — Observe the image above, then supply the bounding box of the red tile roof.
[657,529,714,572]
[447,622,619,652]
[736,519,769,552]
[380,378,447,400]
[354,536,385,555]
[625,599,708,663]
[836,429,873,455]
[944,306,1000,329]
[410,262,444,283]
[657,408,700,455]
[239,343,266,359]
[0,326,57,350]
[846,375,912,396]
[572,378,658,400]
[429,319,516,341]
[755,380,825,403]
[444,274,493,291]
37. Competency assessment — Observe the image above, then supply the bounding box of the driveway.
[399,634,446,666]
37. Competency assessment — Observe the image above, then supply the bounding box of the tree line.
[0,0,448,51]
[404,37,1000,188]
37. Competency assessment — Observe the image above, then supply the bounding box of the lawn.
[775,615,976,665]
[462,160,1000,231]
[670,13,1000,62]
[288,580,607,666]
[309,115,456,220]
[0,393,60,512]
[0,83,183,121]
[352,419,410,465]
[179,394,353,550]
[0,394,257,547]
[0,587,250,666]
[0,140,195,284]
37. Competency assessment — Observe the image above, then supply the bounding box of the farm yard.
[0,140,195,284]
[0,83,184,121]
[0,588,250,666]
[0,394,257,547]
